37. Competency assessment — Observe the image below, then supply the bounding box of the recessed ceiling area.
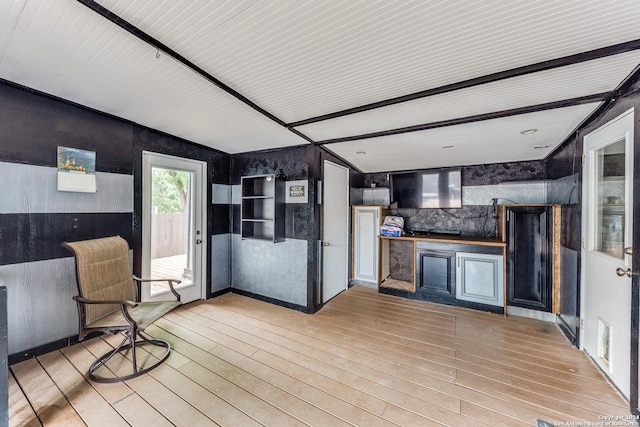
[1,0,639,172]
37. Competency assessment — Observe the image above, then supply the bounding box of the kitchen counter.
[378,232,507,315]
[379,233,505,247]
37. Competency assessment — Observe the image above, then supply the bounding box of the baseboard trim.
[231,289,313,314]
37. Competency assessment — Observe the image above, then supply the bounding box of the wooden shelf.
[380,278,414,292]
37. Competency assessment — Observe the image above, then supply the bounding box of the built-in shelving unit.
[241,174,285,242]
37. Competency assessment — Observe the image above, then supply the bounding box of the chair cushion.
[87,300,181,331]
[65,236,137,325]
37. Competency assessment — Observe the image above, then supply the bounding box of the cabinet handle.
[616,267,632,278]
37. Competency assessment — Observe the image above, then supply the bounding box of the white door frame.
[580,108,634,398]
[142,151,207,303]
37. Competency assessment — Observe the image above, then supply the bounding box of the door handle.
[616,267,632,278]
[625,247,633,256]
[322,242,330,247]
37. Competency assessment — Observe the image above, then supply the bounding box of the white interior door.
[142,152,206,304]
[582,108,634,399]
[322,161,350,303]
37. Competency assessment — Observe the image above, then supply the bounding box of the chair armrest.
[132,276,181,302]
[73,296,138,307]
[73,296,139,327]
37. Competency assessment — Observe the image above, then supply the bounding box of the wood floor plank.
[144,322,320,426]
[165,310,448,427]
[8,373,41,427]
[112,393,175,427]
[178,302,504,426]
[83,337,217,427]
[183,304,461,402]
[197,293,585,425]
[37,350,129,427]
[59,341,134,406]
[149,320,352,427]
[10,358,85,427]
[9,287,633,427]
[177,361,305,427]
[145,362,264,427]
[206,290,624,422]
[455,369,599,422]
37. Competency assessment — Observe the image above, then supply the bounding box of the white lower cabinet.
[455,252,504,306]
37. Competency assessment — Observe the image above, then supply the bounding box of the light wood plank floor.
[9,286,635,426]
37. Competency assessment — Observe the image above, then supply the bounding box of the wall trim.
[231,289,313,314]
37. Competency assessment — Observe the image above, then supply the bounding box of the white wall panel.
[1,257,78,354]
[0,162,133,214]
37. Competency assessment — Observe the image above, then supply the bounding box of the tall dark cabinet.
[503,205,559,312]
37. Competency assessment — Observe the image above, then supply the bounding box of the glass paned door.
[150,167,194,295]
[142,152,206,304]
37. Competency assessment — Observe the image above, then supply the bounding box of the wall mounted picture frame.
[57,146,96,193]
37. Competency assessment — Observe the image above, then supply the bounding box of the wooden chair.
[63,236,181,383]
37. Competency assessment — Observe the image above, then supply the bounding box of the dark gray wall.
[546,78,640,346]
[0,81,229,360]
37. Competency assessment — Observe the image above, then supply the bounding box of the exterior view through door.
[582,108,634,401]
[142,152,206,304]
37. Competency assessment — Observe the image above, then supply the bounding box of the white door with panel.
[322,161,350,303]
[142,152,207,304]
[352,205,382,284]
[582,108,634,399]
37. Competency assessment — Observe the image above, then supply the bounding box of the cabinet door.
[416,250,455,296]
[456,253,504,306]
[353,206,379,283]
[506,206,551,311]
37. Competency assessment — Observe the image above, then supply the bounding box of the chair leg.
[87,331,172,383]
[131,327,138,375]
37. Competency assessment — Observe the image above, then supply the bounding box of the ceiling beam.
[315,92,613,145]
[75,0,315,144]
[289,40,640,128]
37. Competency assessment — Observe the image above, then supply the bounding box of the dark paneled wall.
[546,82,640,346]
[231,145,314,240]
[230,145,315,310]
[0,81,229,359]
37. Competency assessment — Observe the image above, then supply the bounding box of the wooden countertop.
[379,234,505,247]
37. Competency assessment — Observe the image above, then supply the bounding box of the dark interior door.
[506,205,552,311]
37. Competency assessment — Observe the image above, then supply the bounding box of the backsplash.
[360,159,548,237]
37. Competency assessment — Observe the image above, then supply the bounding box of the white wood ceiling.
[1,0,640,172]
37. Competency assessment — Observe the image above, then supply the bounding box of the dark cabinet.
[416,250,455,297]
[505,205,554,312]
